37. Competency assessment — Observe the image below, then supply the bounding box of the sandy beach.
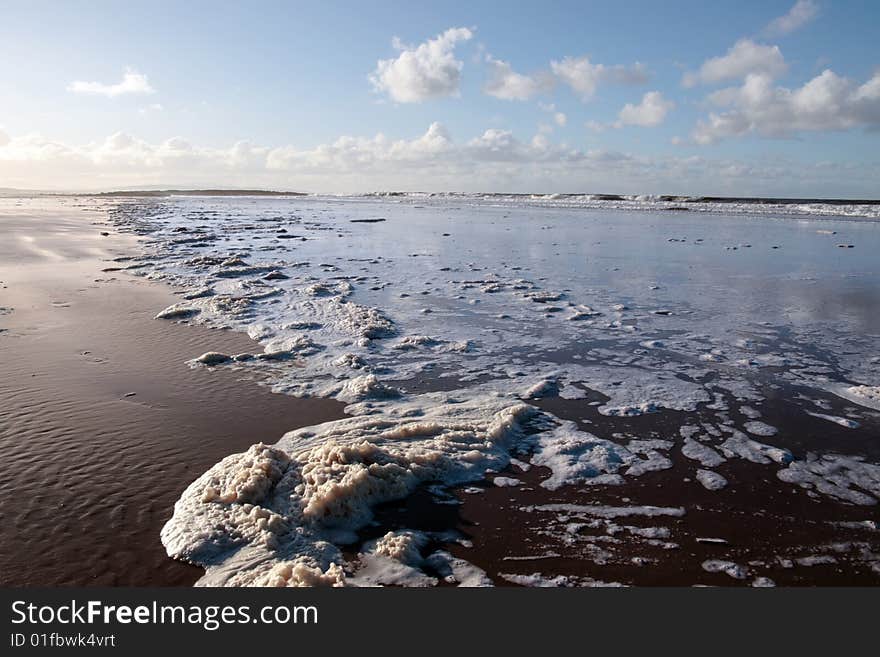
[0,198,344,585]
[1,194,878,587]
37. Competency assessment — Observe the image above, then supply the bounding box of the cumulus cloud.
[483,55,554,100]
[267,121,455,172]
[369,27,473,102]
[551,56,648,101]
[692,69,880,143]
[682,40,787,87]
[67,69,155,97]
[615,91,675,127]
[764,0,819,36]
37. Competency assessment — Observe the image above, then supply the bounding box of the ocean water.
[106,194,880,586]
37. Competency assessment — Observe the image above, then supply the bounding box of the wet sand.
[1,197,878,587]
[368,458,880,586]
[369,377,880,586]
[0,200,345,586]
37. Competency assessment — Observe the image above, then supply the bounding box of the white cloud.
[692,69,880,143]
[483,55,554,100]
[266,122,455,173]
[0,128,9,147]
[2,123,878,197]
[764,0,819,36]
[537,102,567,127]
[682,40,787,87]
[369,27,473,103]
[550,56,648,101]
[67,69,155,97]
[615,91,674,127]
[0,123,615,189]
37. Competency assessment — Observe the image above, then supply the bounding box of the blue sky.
[0,0,878,195]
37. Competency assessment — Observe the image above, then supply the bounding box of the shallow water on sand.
[3,195,879,586]
[99,194,880,586]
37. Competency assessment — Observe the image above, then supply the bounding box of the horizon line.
[2,187,879,204]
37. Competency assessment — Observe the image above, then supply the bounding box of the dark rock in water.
[100,231,110,236]
[196,352,232,365]
[350,218,386,223]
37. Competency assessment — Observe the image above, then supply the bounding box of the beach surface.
[0,198,344,585]
[1,194,879,587]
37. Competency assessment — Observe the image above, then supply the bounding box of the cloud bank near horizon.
[1,122,877,197]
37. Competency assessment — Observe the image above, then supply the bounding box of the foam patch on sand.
[527,420,636,490]
[681,437,726,468]
[696,469,728,491]
[162,395,535,585]
[776,453,880,505]
[839,385,880,409]
[743,420,778,437]
[499,572,623,587]
[807,412,861,429]
[162,387,716,586]
[527,503,686,519]
[349,531,438,587]
[345,531,493,587]
[719,429,793,465]
[701,560,748,579]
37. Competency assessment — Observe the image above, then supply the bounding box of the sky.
[0,0,878,196]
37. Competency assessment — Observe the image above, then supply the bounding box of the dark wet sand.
[373,378,880,586]
[369,460,880,586]
[0,203,345,586]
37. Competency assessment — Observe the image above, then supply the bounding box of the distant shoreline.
[0,188,307,198]
[95,189,309,198]
[1,188,879,204]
